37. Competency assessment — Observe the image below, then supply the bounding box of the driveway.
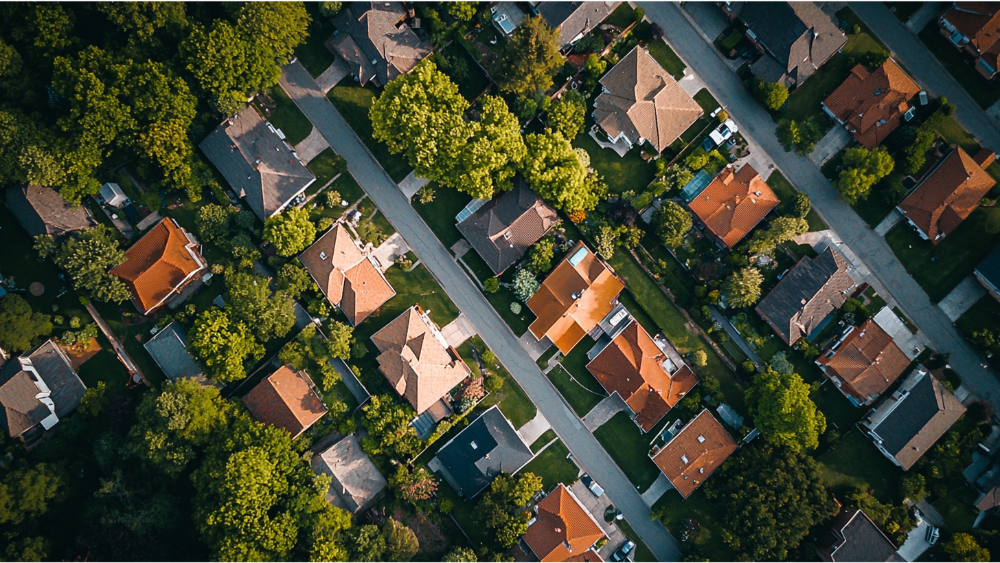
[279,61,681,561]
[807,125,852,167]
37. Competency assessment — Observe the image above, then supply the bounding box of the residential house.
[0,340,86,443]
[861,368,966,470]
[756,246,856,345]
[593,45,703,154]
[533,1,621,52]
[822,59,921,149]
[110,218,208,316]
[432,405,533,498]
[685,163,780,249]
[456,177,560,276]
[817,319,912,407]
[938,2,1000,80]
[242,365,328,439]
[527,242,625,355]
[6,184,97,237]
[299,222,396,326]
[974,244,1000,301]
[98,182,128,208]
[371,305,471,414]
[199,106,315,221]
[973,457,1000,514]
[586,320,699,432]
[649,409,737,499]
[143,322,206,384]
[523,483,606,562]
[897,146,997,244]
[815,509,899,562]
[311,434,387,515]
[722,1,846,89]
[491,2,527,36]
[330,2,432,88]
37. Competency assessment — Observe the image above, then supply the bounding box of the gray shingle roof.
[330,2,432,87]
[6,185,97,237]
[832,511,898,562]
[534,1,620,51]
[0,340,86,439]
[976,245,1000,290]
[312,434,387,514]
[434,405,533,498]
[143,322,203,383]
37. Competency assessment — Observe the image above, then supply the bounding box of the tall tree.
[187,309,265,382]
[264,207,317,256]
[745,368,826,451]
[225,270,297,342]
[723,267,764,308]
[547,90,586,140]
[389,465,438,506]
[53,225,131,303]
[0,294,52,353]
[492,16,563,95]
[445,95,527,199]
[836,146,895,205]
[382,518,419,561]
[237,2,311,65]
[523,131,604,212]
[180,20,280,103]
[652,201,692,248]
[96,3,187,46]
[476,473,543,547]
[360,395,422,462]
[944,533,990,562]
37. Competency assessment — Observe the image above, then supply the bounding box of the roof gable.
[0,340,86,438]
[819,320,910,402]
[536,2,621,51]
[823,60,920,149]
[312,434,387,514]
[687,164,780,248]
[6,185,97,237]
[330,2,432,86]
[739,2,846,87]
[242,365,327,438]
[651,409,737,498]
[899,146,996,241]
[434,406,533,498]
[524,484,606,562]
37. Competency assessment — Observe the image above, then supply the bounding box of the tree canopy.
[492,16,564,96]
[723,267,764,308]
[523,131,604,212]
[476,472,543,547]
[746,368,826,451]
[187,308,265,382]
[264,207,317,257]
[225,269,297,342]
[837,146,895,205]
[0,294,52,353]
[653,201,692,248]
[53,225,131,303]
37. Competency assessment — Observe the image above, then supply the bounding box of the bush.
[485,372,504,392]
[691,350,708,367]
[720,30,742,51]
[510,302,522,314]
[685,149,709,170]
[484,277,499,293]
[753,79,788,111]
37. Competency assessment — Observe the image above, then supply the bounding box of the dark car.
[611,540,635,562]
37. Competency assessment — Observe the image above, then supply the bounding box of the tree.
[237,2,310,65]
[319,2,343,17]
[0,294,52,353]
[527,237,554,273]
[492,16,563,96]
[547,91,586,140]
[360,395,422,461]
[746,368,826,451]
[0,39,22,78]
[511,268,540,302]
[786,191,811,219]
[723,268,763,307]
[753,79,788,110]
[18,145,65,186]
[594,224,619,259]
[446,2,477,21]
[691,350,708,367]
[944,533,990,562]
[444,547,478,562]
[345,524,386,562]
[96,3,186,46]
[53,226,131,302]
[0,462,63,526]
[845,486,915,545]
[325,320,353,359]
[523,131,604,212]
[744,216,809,255]
[264,207,316,257]
[446,95,527,199]
[196,203,231,242]
[382,518,419,562]
[903,129,935,174]
[837,146,895,205]
[188,309,265,382]
[79,381,108,416]
[276,262,317,299]
[661,164,694,191]
[484,277,500,293]
[476,473,543,547]
[776,118,822,155]
[225,270,297,342]
[180,20,280,101]
[705,444,836,560]
[653,201,692,248]
[389,465,438,505]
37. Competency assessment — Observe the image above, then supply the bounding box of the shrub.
[752,79,788,111]
[484,277,500,293]
[511,269,539,302]
[485,372,504,392]
[691,350,708,367]
[510,302,522,314]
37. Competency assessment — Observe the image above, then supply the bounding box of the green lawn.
[520,440,580,492]
[376,263,460,329]
[604,3,637,29]
[766,170,829,231]
[460,249,494,284]
[817,429,905,502]
[259,85,313,146]
[614,517,658,563]
[593,412,663,492]
[458,335,537,429]
[306,148,347,191]
[955,296,1000,371]
[933,114,982,155]
[435,480,494,549]
[76,335,138,398]
[413,183,471,249]
[919,20,1000,109]
[852,192,897,229]
[652,487,739,563]
[573,125,656,195]
[296,3,337,78]
[535,345,558,369]
[307,172,366,225]
[546,365,605,417]
[648,39,686,81]
[327,79,413,183]
[530,429,557,453]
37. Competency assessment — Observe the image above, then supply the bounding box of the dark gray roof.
[832,511,897,562]
[456,178,559,276]
[870,372,965,469]
[143,322,203,382]
[312,434,387,514]
[330,2,432,87]
[535,2,621,51]
[6,185,97,237]
[976,245,1000,289]
[435,405,533,498]
[0,340,86,438]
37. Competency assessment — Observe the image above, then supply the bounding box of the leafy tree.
[451,95,528,199]
[527,237,555,273]
[744,216,809,255]
[54,226,130,302]
[691,350,708,367]
[786,191,811,219]
[753,79,788,110]
[746,368,826,451]
[0,294,52,353]
[769,351,794,375]
[484,277,500,293]
[511,268,540,302]
[0,462,63,526]
[653,201,692,248]
[661,164,694,191]
[523,131,604,212]
[0,38,22,78]
[492,16,563,96]
[236,2,310,65]
[446,2,477,21]
[79,381,108,417]
[845,486,915,545]
[96,3,187,46]
[264,207,317,257]
[383,518,419,561]
[903,129,935,174]
[775,118,822,155]
[360,395,422,462]
[180,20,280,102]
[476,473,543,547]
[345,524,387,562]
[389,465,438,505]
[196,203,231,242]
[325,320,353,359]
[723,268,763,308]
[944,533,990,562]
[225,270,297,342]
[837,146,895,205]
[594,224,619,259]
[32,233,57,259]
[18,145,65,186]
[319,2,343,17]
[547,90,586,140]
[444,547,478,562]
[188,309,265,382]
[10,3,77,58]
[276,262,318,299]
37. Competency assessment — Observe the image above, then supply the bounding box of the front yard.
[327,78,413,183]
[457,335,537,429]
[652,487,739,562]
[546,364,605,417]
[296,2,337,78]
[305,148,348,192]
[258,85,313,146]
[593,411,666,493]
[955,295,1000,372]
[413,183,471,249]
[520,440,581,491]
[919,20,1000,110]
[648,39,686,80]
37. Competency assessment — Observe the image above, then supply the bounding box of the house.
[593,45,703,154]
[938,2,1000,80]
[523,483,606,562]
[371,305,471,414]
[98,182,128,208]
[0,340,86,443]
[110,218,208,316]
[311,434,387,515]
[756,246,855,345]
[685,163,780,249]
[533,1,621,52]
[861,368,966,470]
[199,106,315,221]
[973,457,1000,514]
[815,509,899,562]
[143,322,205,383]
[490,2,527,36]
[299,222,396,326]
[329,2,432,88]
[456,177,560,276]
[242,364,327,439]
[817,319,912,407]
[527,242,625,355]
[722,1,846,90]
[6,185,97,237]
[432,405,533,498]
[821,59,921,149]
[649,409,737,499]
[897,146,997,244]
[974,244,1000,301]
[586,320,699,432]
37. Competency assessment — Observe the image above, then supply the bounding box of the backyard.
[919,20,1000,109]
[572,119,656,196]
[327,79,413,183]
[652,487,739,562]
[457,335,537,429]
[593,411,664,493]
[817,429,905,503]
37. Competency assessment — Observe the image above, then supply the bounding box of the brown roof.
[942,2,1000,68]
[110,218,206,315]
[242,365,327,439]
[818,320,911,404]
[586,321,699,431]
[330,2,432,87]
[527,243,625,354]
[371,306,471,414]
[299,223,396,326]
[593,46,703,153]
[6,184,97,237]
[977,486,1000,511]
[651,409,737,499]
[822,60,920,149]
[686,164,779,248]
[524,484,606,562]
[898,145,996,242]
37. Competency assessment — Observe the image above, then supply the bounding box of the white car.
[709,119,738,146]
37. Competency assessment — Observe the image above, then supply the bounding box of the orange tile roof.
[527,243,625,354]
[524,484,606,562]
[370,306,471,414]
[110,218,206,315]
[242,365,327,439]
[898,146,996,242]
[822,59,920,149]
[651,409,737,499]
[587,321,699,431]
[818,320,911,404]
[942,3,1000,72]
[686,164,780,248]
[562,550,603,562]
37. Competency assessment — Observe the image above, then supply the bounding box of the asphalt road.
[279,61,681,561]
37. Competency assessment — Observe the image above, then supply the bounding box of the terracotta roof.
[818,320,910,404]
[686,164,779,248]
[330,2,432,87]
[299,223,396,325]
[0,340,86,440]
[898,145,996,242]
[587,321,699,431]
[562,550,603,562]
[242,364,327,439]
[535,1,621,51]
[594,46,703,153]
[942,3,1000,66]
[822,60,920,149]
[524,484,606,562]
[371,306,471,414]
[651,409,737,499]
[6,184,97,237]
[527,243,625,354]
[110,218,207,315]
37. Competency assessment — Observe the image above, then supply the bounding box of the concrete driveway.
[807,125,852,167]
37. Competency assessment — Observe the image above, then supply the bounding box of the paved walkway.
[314,56,350,93]
[279,61,680,560]
[440,313,477,349]
[874,211,904,236]
[397,170,429,199]
[807,125,851,167]
[938,277,987,322]
[647,1,1000,412]
[583,393,627,432]
[904,2,945,31]
[517,411,552,444]
[709,306,762,366]
[518,331,554,361]
[294,127,330,162]
[641,474,674,507]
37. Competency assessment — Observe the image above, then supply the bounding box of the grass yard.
[614,517,657,563]
[306,148,347,191]
[530,429,557,453]
[296,3,337,78]
[956,296,1000,371]
[933,114,982,154]
[76,335,137,397]
[884,207,1000,302]
[435,481,494,550]
[377,263,460,329]
[546,365,605,417]
[483,266,537,337]
[258,86,313,146]
[413,183,472,249]
[593,412,664,493]
[327,79,413,183]
[817,428,905,503]
[459,249,494,284]
[604,2,637,29]
[766,170,829,231]
[648,39,686,81]
[919,21,1000,109]
[852,192,897,229]
[307,173,366,224]
[520,440,580,491]
[573,125,656,195]
[652,487,738,562]
[458,335,537,429]
[535,345,558,369]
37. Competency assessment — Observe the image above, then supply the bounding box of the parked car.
[709,119,738,146]
[611,540,635,562]
[925,526,939,545]
[581,475,604,497]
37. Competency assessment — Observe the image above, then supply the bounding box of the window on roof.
[697,435,706,443]
[681,454,689,464]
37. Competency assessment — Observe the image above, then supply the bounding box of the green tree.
[319,2,343,17]
[360,395,422,462]
[446,2,477,21]
[837,146,895,205]
[33,233,57,259]
[276,262,317,299]
[492,16,564,95]
[594,223,619,259]
[753,79,788,110]
[0,462,64,526]
[389,465,438,505]
[746,368,826,451]
[196,203,231,242]
[547,90,586,140]
[448,94,527,199]
[900,473,927,502]
[0,294,52,353]
[845,486,915,545]
[511,268,540,302]
[78,381,108,417]
[0,39,22,78]
[661,164,694,191]
[181,20,280,101]
[18,145,65,186]
[476,473,543,547]
[225,270,297,342]
[188,309,265,382]
[744,216,809,255]
[96,3,187,46]
[11,3,76,58]
[54,226,131,302]
[527,237,555,273]
[523,131,603,212]
[444,547,478,562]
[903,130,935,174]
[264,207,316,257]
[237,2,310,65]
[786,191,811,219]
[345,524,386,562]
[723,268,763,307]
[944,533,990,562]
[653,201,692,248]
[691,350,708,367]
[325,320,353,359]
[383,517,419,561]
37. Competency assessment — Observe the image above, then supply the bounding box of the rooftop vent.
[320,251,327,260]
